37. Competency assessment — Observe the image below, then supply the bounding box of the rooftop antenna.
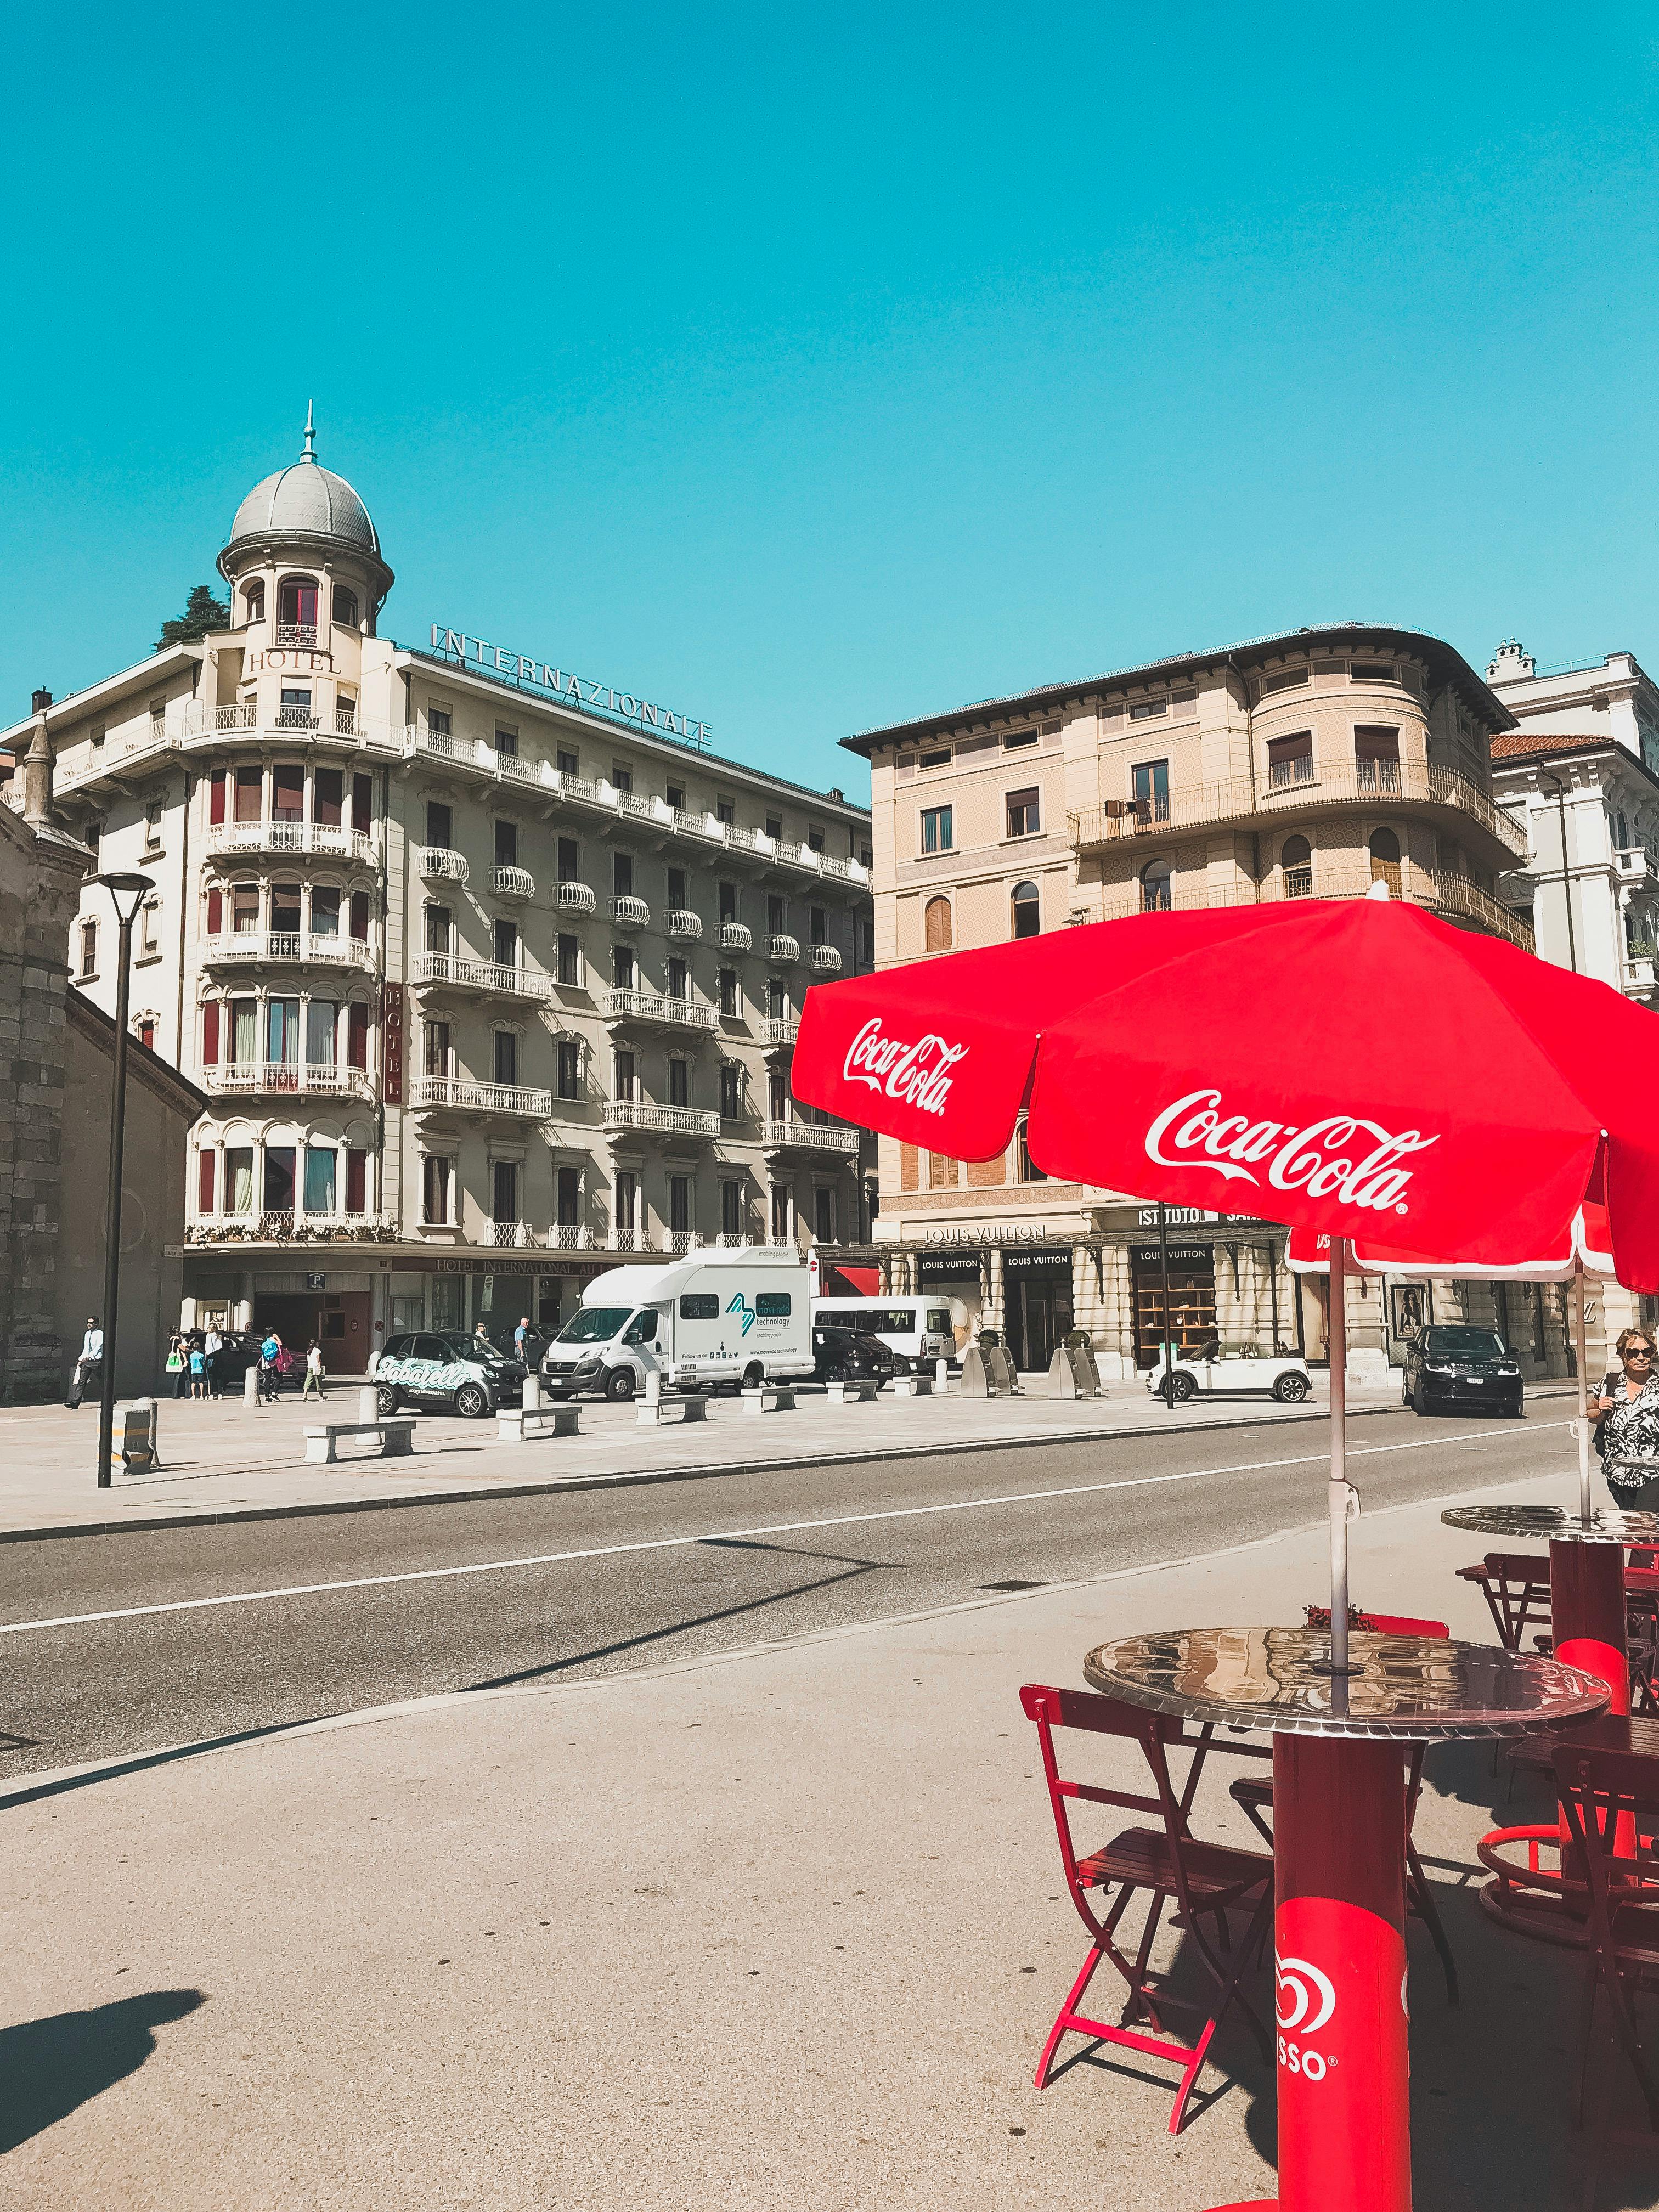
[301,400,317,462]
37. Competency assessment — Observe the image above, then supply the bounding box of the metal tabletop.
[1083,1627,1609,1741]
[1441,1503,1659,1546]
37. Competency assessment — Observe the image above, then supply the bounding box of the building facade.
[837,623,1582,1381]
[3,424,874,1364]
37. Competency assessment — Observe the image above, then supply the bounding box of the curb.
[0,1396,1440,1548]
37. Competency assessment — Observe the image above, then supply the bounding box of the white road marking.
[1,1424,1568,1638]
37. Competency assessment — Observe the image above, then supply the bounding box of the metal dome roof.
[225,409,381,558]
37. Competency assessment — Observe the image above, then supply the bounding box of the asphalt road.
[0,1405,1571,1784]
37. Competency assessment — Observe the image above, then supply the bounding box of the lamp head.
[95,871,155,925]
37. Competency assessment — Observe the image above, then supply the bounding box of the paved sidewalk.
[0,1376,1513,1542]
[4,1463,1628,2211]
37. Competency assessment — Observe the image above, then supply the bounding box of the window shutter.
[346,1148,367,1213]
[349,890,370,941]
[208,768,226,825]
[201,1001,219,1065]
[899,1143,919,1192]
[353,774,373,831]
[347,1002,369,1069]
[198,1148,216,1212]
[206,886,223,934]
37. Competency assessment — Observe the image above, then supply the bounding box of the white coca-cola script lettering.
[1144,1088,1437,1215]
[842,1017,967,1118]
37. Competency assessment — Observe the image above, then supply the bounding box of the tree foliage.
[155,584,230,651]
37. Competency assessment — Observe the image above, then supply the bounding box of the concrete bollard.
[244,1364,260,1408]
[935,1357,950,1392]
[522,1370,542,1413]
[986,1346,1019,1395]
[1074,1341,1103,1396]
[960,1345,992,1399]
[1047,1346,1083,1400]
[358,1385,379,1423]
[644,1368,662,1407]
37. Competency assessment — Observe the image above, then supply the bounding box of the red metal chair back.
[1482,1551,1552,1651]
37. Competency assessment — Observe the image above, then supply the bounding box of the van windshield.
[557,1307,633,1344]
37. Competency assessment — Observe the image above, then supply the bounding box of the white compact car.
[1144,1342,1313,1406]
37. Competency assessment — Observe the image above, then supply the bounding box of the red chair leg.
[1034,1945,1106,2090]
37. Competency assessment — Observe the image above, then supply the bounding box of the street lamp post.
[1538,772,1578,974]
[93,872,155,1489]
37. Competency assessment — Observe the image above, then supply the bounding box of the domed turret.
[218,408,393,624]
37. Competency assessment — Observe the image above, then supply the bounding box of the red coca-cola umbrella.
[795,885,1659,1665]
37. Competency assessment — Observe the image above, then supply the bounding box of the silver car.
[373,1333,526,1419]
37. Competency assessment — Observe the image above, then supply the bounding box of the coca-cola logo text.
[1145,1088,1437,1215]
[842,1017,966,1117]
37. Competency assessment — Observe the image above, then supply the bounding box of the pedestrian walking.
[258,1329,283,1404]
[302,1340,326,1400]
[188,1343,208,1401]
[66,1318,104,1408]
[514,1314,532,1362]
[1591,1325,1659,1508]
[169,1330,192,1400]
[203,1323,224,1399]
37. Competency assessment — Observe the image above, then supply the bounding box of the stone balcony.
[202,933,376,973]
[557,881,597,914]
[719,921,753,952]
[667,910,704,939]
[601,1101,721,1139]
[810,944,843,973]
[600,989,718,1033]
[417,845,470,884]
[206,822,380,868]
[492,865,535,900]
[766,934,800,963]
[410,1076,554,1119]
[763,1120,860,1155]
[201,1063,375,1102]
[411,952,553,1003]
[612,895,651,928]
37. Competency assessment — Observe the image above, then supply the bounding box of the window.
[1355,726,1401,793]
[1003,727,1039,751]
[311,886,340,938]
[557,748,579,777]
[771,1187,789,1242]
[721,1181,743,1238]
[1368,826,1402,894]
[278,688,313,730]
[314,768,344,827]
[556,1039,580,1099]
[337,693,357,734]
[137,1018,155,1051]
[1006,786,1040,837]
[425,1020,451,1079]
[422,1155,453,1225]
[230,997,256,1064]
[720,1063,742,1120]
[353,775,373,833]
[668,956,689,1000]
[614,1048,636,1101]
[144,796,164,849]
[80,918,97,976]
[242,581,264,624]
[494,918,519,968]
[349,890,371,941]
[493,1031,518,1086]
[767,977,786,1018]
[267,996,300,1065]
[919,747,952,769]
[1011,879,1041,938]
[557,1166,581,1226]
[719,968,740,1018]
[667,866,687,909]
[198,1148,216,1214]
[201,1001,220,1065]
[765,813,783,839]
[1017,1118,1046,1183]
[232,882,260,934]
[767,893,786,935]
[333,586,358,629]
[495,819,518,869]
[225,1146,254,1215]
[669,1175,691,1233]
[307,1000,337,1065]
[612,944,635,990]
[208,769,227,826]
[493,1161,518,1224]
[1267,732,1313,788]
[557,934,580,987]
[770,1069,788,1121]
[612,763,632,794]
[812,1188,834,1241]
[1140,859,1172,913]
[808,826,824,853]
[1260,667,1310,695]
[425,904,452,955]
[1131,761,1169,824]
[924,896,952,952]
[668,1058,689,1107]
[716,797,736,825]
[719,881,738,923]
[495,726,518,758]
[428,708,452,737]
[270,883,302,935]
[139,900,160,955]
[273,764,304,820]
[346,1149,368,1213]
[667,782,686,811]
[615,1171,637,1234]
[347,1002,369,1069]
[809,907,826,946]
[1350,662,1398,683]
[681,1291,720,1321]
[613,851,634,897]
[278,577,319,634]
[1282,834,1312,899]
[427,800,452,848]
[557,837,579,882]
[235,765,262,822]
[304,1147,337,1215]
[920,805,953,855]
[263,1145,297,1212]
[1130,700,1167,721]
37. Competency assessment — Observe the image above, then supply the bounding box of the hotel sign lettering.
[383,981,405,1106]
[430,624,712,745]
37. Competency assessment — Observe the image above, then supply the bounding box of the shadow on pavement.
[0,1990,205,2154]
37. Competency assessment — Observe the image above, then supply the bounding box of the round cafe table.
[1084,1626,1606,2212]
[1441,1502,1659,1938]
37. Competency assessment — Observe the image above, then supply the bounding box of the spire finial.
[301,401,317,462]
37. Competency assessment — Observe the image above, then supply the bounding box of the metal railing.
[207,822,379,865]
[497,754,537,785]
[810,944,842,972]
[213,703,258,731]
[492,865,535,899]
[601,989,717,1031]
[612,895,650,927]
[411,1077,554,1117]
[417,846,470,883]
[667,910,703,939]
[550,1224,594,1250]
[601,1101,720,1137]
[276,624,319,646]
[665,1230,698,1255]
[719,921,753,951]
[410,724,477,763]
[764,1119,860,1154]
[1097,862,1535,951]
[202,1063,374,1101]
[490,1220,531,1248]
[1070,757,1528,860]
[760,1017,799,1046]
[413,952,552,1001]
[767,934,800,963]
[204,932,375,970]
[557,881,597,913]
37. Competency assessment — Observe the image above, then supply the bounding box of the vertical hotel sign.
[383,981,405,1106]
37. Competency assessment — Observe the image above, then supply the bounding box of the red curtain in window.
[346,1148,367,1214]
[208,768,226,825]
[349,890,370,941]
[206,887,223,935]
[198,1148,216,1213]
[201,1001,219,1064]
[352,774,373,832]
[347,1002,369,1069]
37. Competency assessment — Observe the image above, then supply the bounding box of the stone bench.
[496,1405,582,1442]
[825,1379,881,1404]
[302,1418,417,1466]
[637,1394,708,1428]
[741,1386,796,1414]
[890,1373,933,1397]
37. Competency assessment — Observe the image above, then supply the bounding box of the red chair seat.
[1077,1826,1270,1904]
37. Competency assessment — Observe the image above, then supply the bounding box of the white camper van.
[811,1295,959,1368]
[540,1249,815,1401]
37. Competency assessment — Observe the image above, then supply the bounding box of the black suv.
[1401,1325,1523,1418]
[811,1324,902,1386]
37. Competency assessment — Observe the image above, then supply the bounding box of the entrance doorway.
[1130,1243,1217,1368]
[251,1290,372,1374]
[1003,1252,1074,1372]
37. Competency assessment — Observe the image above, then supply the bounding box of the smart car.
[1401,1325,1524,1418]
[372,1332,526,1418]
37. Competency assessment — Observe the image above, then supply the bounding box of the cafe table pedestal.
[1084,1626,1606,2212]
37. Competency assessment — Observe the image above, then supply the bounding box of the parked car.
[372,1333,526,1418]
[1401,1325,1524,1418]
[811,1323,902,1385]
[1146,1340,1313,1406]
[811,1296,957,1368]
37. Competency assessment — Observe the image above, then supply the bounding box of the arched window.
[1282,835,1312,899]
[333,586,358,630]
[1368,826,1401,896]
[1139,859,1172,914]
[1011,879,1041,939]
[277,574,319,643]
[924,895,953,952]
[242,580,265,624]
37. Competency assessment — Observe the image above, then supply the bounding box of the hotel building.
[3,423,875,1365]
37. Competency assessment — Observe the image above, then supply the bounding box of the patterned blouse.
[1598,1369,1659,1499]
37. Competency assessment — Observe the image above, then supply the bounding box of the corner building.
[841,624,1582,1382]
[7,425,874,1363]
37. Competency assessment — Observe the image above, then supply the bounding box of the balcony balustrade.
[602,1101,721,1138]
[763,1119,860,1155]
[760,1016,799,1047]
[410,723,478,764]
[810,944,842,973]
[612,895,651,928]
[418,845,470,883]
[557,880,597,913]
[413,952,553,1002]
[1096,860,1536,952]
[493,865,535,900]
[207,821,379,867]
[188,1209,386,1244]
[274,707,321,731]
[490,1220,532,1248]
[719,921,753,952]
[202,1063,374,1102]
[766,934,800,963]
[667,910,703,939]
[497,754,538,786]
[665,1230,698,1256]
[550,1223,595,1250]
[204,932,376,972]
[411,1076,554,1118]
[276,624,319,647]
[601,988,718,1032]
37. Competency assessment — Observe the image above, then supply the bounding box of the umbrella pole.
[1575,1261,1592,1527]
[1329,1234,1351,1675]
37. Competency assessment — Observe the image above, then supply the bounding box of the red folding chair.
[1019,1682,1273,2133]
[1455,1551,1551,1651]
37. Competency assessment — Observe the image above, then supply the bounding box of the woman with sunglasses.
[1590,1327,1659,1508]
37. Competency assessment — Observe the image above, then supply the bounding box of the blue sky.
[4,4,1657,797]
